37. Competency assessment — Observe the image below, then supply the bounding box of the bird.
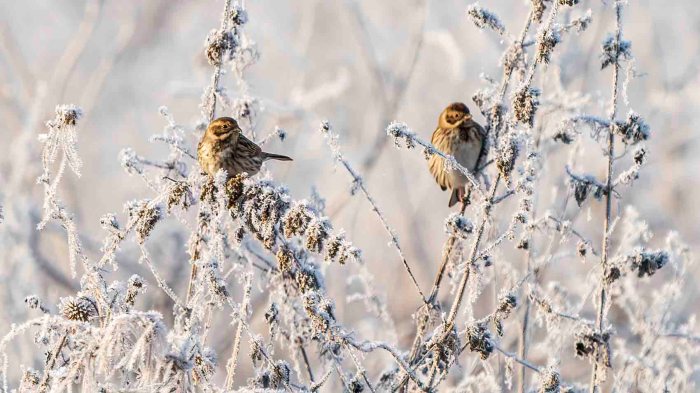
[428,102,485,207]
[197,117,292,178]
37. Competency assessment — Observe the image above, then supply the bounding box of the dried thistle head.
[60,296,98,322]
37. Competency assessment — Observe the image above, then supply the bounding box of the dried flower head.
[60,296,98,322]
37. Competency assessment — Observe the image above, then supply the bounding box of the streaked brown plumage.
[428,102,485,207]
[197,117,292,178]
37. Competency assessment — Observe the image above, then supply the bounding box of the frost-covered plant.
[0,0,698,392]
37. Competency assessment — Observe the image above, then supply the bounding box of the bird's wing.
[236,134,262,157]
[431,126,445,144]
[472,121,487,139]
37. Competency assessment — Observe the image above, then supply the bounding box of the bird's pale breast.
[429,126,482,190]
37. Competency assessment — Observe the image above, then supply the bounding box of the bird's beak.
[454,114,473,126]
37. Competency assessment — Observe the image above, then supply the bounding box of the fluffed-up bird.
[428,102,485,207]
[198,117,292,178]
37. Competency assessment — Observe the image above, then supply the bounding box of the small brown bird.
[198,117,292,178]
[428,102,485,207]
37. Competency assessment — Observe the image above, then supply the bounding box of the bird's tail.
[263,152,293,161]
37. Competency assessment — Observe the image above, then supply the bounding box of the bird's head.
[207,117,241,142]
[440,102,472,128]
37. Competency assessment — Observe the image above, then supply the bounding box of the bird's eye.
[222,124,229,129]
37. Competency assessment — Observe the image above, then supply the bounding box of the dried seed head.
[271,361,291,387]
[205,29,235,66]
[445,213,474,238]
[19,368,41,390]
[276,246,294,274]
[531,0,547,23]
[60,296,98,322]
[51,105,83,127]
[558,0,579,6]
[193,348,217,384]
[517,236,530,250]
[324,233,359,264]
[127,201,162,244]
[466,322,494,359]
[577,241,587,257]
[100,213,120,231]
[497,135,520,181]
[232,97,260,123]
[574,327,611,367]
[228,4,248,26]
[537,29,561,64]
[502,44,524,75]
[601,34,632,69]
[167,182,193,213]
[467,4,506,35]
[633,147,647,166]
[282,202,313,238]
[488,103,505,133]
[553,130,574,144]
[24,295,41,310]
[615,112,650,145]
[296,267,320,293]
[225,174,247,208]
[539,367,561,393]
[604,265,621,285]
[305,217,330,253]
[348,376,365,393]
[631,250,669,277]
[513,87,541,127]
[124,274,146,308]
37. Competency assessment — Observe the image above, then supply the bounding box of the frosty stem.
[590,2,623,392]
